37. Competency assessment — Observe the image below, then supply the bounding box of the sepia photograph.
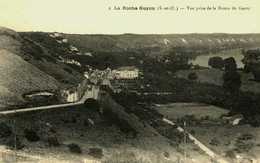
[0,0,260,162]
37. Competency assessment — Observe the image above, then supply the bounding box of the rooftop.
[115,66,138,71]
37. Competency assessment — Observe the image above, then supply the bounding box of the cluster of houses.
[60,79,90,102]
[49,32,62,38]
[59,56,81,67]
[49,32,82,55]
[49,32,68,44]
[59,66,140,102]
[85,66,139,83]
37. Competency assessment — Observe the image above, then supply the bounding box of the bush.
[68,143,82,154]
[188,72,198,80]
[235,140,253,153]
[47,136,60,147]
[24,129,40,142]
[209,137,220,146]
[208,56,224,69]
[224,57,237,71]
[84,99,100,111]
[163,151,170,159]
[223,70,241,93]
[225,150,236,159]
[251,66,260,81]
[6,136,24,150]
[238,134,253,141]
[88,147,103,159]
[0,122,12,138]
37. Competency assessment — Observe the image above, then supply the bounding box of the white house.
[60,58,81,67]
[61,89,79,103]
[49,32,62,38]
[112,66,139,79]
[70,46,79,52]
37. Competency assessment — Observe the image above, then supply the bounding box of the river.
[189,49,244,68]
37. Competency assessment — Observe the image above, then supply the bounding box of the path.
[0,86,99,115]
[162,118,228,163]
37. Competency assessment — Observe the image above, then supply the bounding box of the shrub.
[68,143,82,154]
[208,56,224,69]
[88,147,103,159]
[188,72,198,80]
[163,151,170,159]
[209,137,220,146]
[225,150,236,159]
[0,122,12,138]
[224,57,237,72]
[24,129,40,142]
[47,136,60,147]
[238,134,253,141]
[84,99,100,111]
[223,70,241,93]
[235,140,253,153]
[251,66,260,81]
[6,136,24,150]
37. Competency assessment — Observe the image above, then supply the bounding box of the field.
[176,68,260,94]
[155,103,228,120]
[155,102,260,162]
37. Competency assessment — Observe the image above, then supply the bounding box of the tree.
[251,66,260,81]
[222,57,241,93]
[208,56,224,69]
[188,72,198,81]
[223,71,241,93]
[242,49,260,81]
[224,57,237,72]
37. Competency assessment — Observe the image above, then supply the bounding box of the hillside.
[0,49,59,109]
[0,27,84,109]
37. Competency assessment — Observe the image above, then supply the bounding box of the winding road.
[0,86,99,116]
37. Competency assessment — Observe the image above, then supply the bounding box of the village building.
[60,58,81,67]
[49,32,62,38]
[84,52,93,57]
[62,39,68,43]
[112,66,139,79]
[60,89,79,103]
[70,45,79,52]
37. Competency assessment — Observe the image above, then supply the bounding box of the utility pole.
[13,118,17,163]
[183,120,187,163]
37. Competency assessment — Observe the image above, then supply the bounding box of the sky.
[0,0,259,34]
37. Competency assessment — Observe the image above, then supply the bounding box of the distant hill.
[63,33,260,55]
[0,27,84,109]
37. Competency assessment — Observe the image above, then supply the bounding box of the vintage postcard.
[0,0,259,162]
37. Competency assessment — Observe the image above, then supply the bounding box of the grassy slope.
[0,105,184,163]
[19,32,84,87]
[0,49,59,109]
[0,27,84,109]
